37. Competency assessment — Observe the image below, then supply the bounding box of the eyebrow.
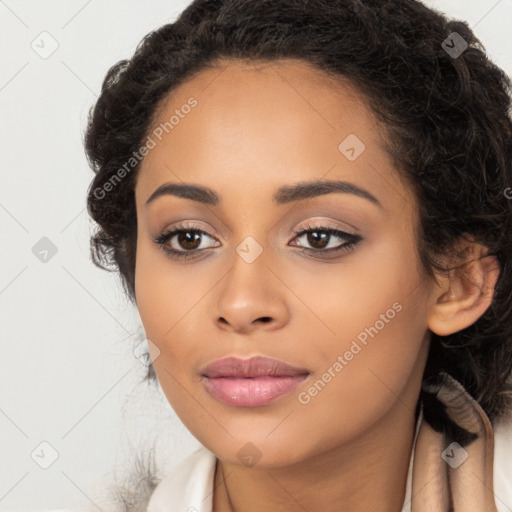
[145,179,383,209]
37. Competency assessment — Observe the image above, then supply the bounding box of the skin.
[133,58,499,512]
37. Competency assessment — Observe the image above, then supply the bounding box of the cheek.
[294,251,428,435]
[134,250,201,419]
[134,238,196,337]
[134,242,179,366]
[134,239,217,378]
[289,311,429,460]
[289,231,425,349]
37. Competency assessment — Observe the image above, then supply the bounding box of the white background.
[1,1,511,511]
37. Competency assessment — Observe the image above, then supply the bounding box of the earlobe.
[427,244,500,337]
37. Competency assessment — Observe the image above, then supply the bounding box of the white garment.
[147,374,512,512]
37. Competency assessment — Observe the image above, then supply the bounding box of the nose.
[213,253,290,335]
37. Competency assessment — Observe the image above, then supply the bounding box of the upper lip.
[201,355,310,378]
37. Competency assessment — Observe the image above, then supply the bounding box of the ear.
[427,238,500,337]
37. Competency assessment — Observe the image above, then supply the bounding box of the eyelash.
[153,221,362,260]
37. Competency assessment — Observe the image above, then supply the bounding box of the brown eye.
[304,230,330,249]
[290,223,362,255]
[153,223,220,259]
[176,231,202,250]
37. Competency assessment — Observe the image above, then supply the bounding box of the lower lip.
[202,375,309,407]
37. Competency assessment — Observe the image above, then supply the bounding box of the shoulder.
[494,417,512,512]
[147,445,217,512]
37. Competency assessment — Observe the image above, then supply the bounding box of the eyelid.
[291,219,358,237]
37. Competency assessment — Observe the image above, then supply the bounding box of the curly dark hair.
[83,0,512,509]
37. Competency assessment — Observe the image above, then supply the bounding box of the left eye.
[290,226,357,251]
[153,225,219,258]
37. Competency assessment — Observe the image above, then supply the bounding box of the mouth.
[202,374,310,407]
[200,355,311,407]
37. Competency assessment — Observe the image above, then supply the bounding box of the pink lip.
[200,356,310,407]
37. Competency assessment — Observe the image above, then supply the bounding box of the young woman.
[84,0,512,510]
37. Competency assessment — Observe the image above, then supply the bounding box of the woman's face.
[134,58,436,467]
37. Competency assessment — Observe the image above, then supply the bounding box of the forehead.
[152,57,369,120]
[135,58,407,211]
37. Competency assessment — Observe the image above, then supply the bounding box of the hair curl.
[84,0,512,509]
